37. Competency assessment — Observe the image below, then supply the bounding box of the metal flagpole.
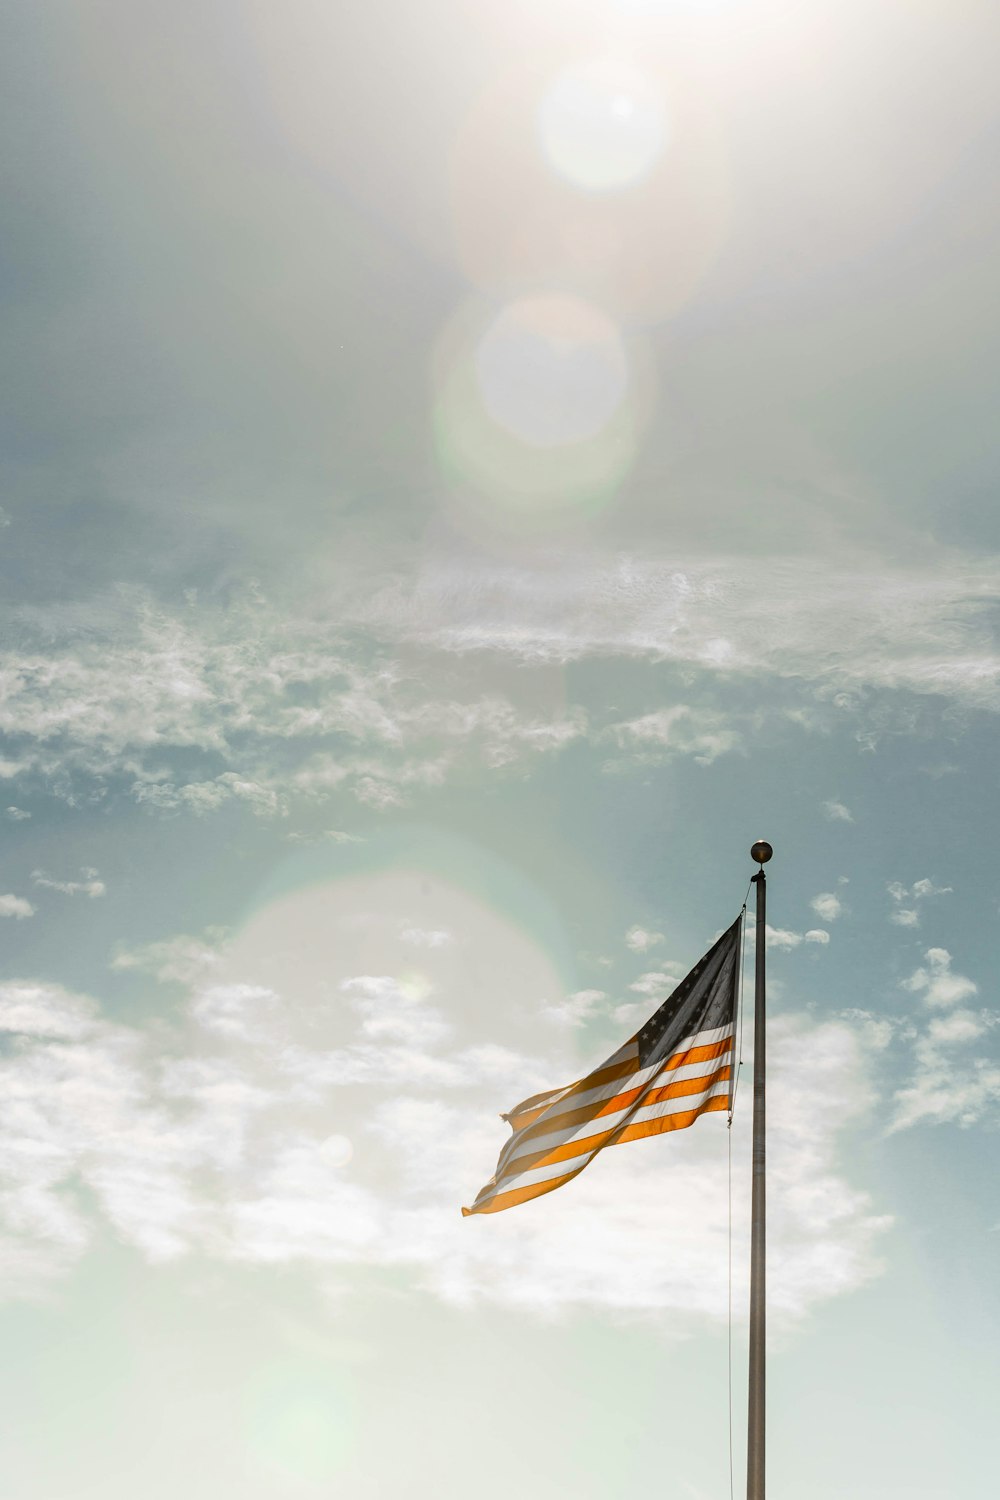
[747,839,772,1500]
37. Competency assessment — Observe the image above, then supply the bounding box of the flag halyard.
[462,915,743,1217]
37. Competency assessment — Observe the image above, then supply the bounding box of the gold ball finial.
[750,840,773,866]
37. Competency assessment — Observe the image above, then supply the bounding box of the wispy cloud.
[823,800,854,823]
[31,867,106,899]
[0,591,592,814]
[3,553,999,821]
[374,552,1000,711]
[890,948,998,1132]
[604,706,741,766]
[887,877,952,928]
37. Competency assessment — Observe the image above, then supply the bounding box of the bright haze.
[1,2,998,1497]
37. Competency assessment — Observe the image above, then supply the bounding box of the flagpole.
[747,839,772,1500]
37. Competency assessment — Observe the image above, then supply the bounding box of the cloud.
[901,948,978,1009]
[810,892,842,922]
[0,981,97,1040]
[133,773,286,818]
[890,948,997,1132]
[373,551,1000,712]
[4,551,996,825]
[111,930,228,986]
[0,590,595,816]
[5,807,30,821]
[765,926,802,951]
[341,975,452,1050]
[0,895,35,920]
[541,989,606,1027]
[604,706,740,766]
[891,1005,999,1132]
[0,903,891,1326]
[760,925,832,952]
[887,877,953,928]
[822,800,854,822]
[287,828,365,846]
[837,1009,894,1051]
[31,867,106,899]
[625,925,664,953]
[629,971,676,996]
[399,924,453,949]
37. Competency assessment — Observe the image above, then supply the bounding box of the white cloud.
[604,706,740,766]
[629,971,676,996]
[287,828,365,846]
[891,947,996,1132]
[810,892,842,922]
[625,925,664,954]
[133,773,285,818]
[837,1009,894,1050]
[2,563,997,826]
[891,1003,999,1132]
[887,877,952,928]
[0,887,890,1325]
[767,930,839,954]
[0,895,34,920]
[399,924,453,949]
[190,983,280,1042]
[374,551,1000,712]
[0,591,594,817]
[0,981,97,1040]
[901,948,978,1009]
[765,926,803,951]
[31,867,106,899]
[822,800,854,822]
[341,975,452,1049]
[112,930,228,985]
[541,989,606,1027]
[5,807,30,822]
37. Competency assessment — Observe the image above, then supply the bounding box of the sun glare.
[538,57,670,192]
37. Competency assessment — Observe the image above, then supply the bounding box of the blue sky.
[1,1,999,1496]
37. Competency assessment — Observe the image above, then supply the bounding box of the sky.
[1,1,999,1495]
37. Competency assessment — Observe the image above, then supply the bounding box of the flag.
[462,915,742,1216]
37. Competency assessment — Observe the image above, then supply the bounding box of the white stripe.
[501,1050,732,1169]
[483,1076,731,1202]
[545,1043,733,1122]
[624,1074,731,1131]
[505,1039,640,1122]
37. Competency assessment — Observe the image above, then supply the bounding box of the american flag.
[462,915,743,1217]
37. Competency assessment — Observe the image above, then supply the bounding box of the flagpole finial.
[750,840,773,866]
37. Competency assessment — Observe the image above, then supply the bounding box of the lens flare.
[320,1134,353,1167]
[450,53,729,323]
[433,294,651,530]
[474,296,629,447]
[538,58,669,193]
